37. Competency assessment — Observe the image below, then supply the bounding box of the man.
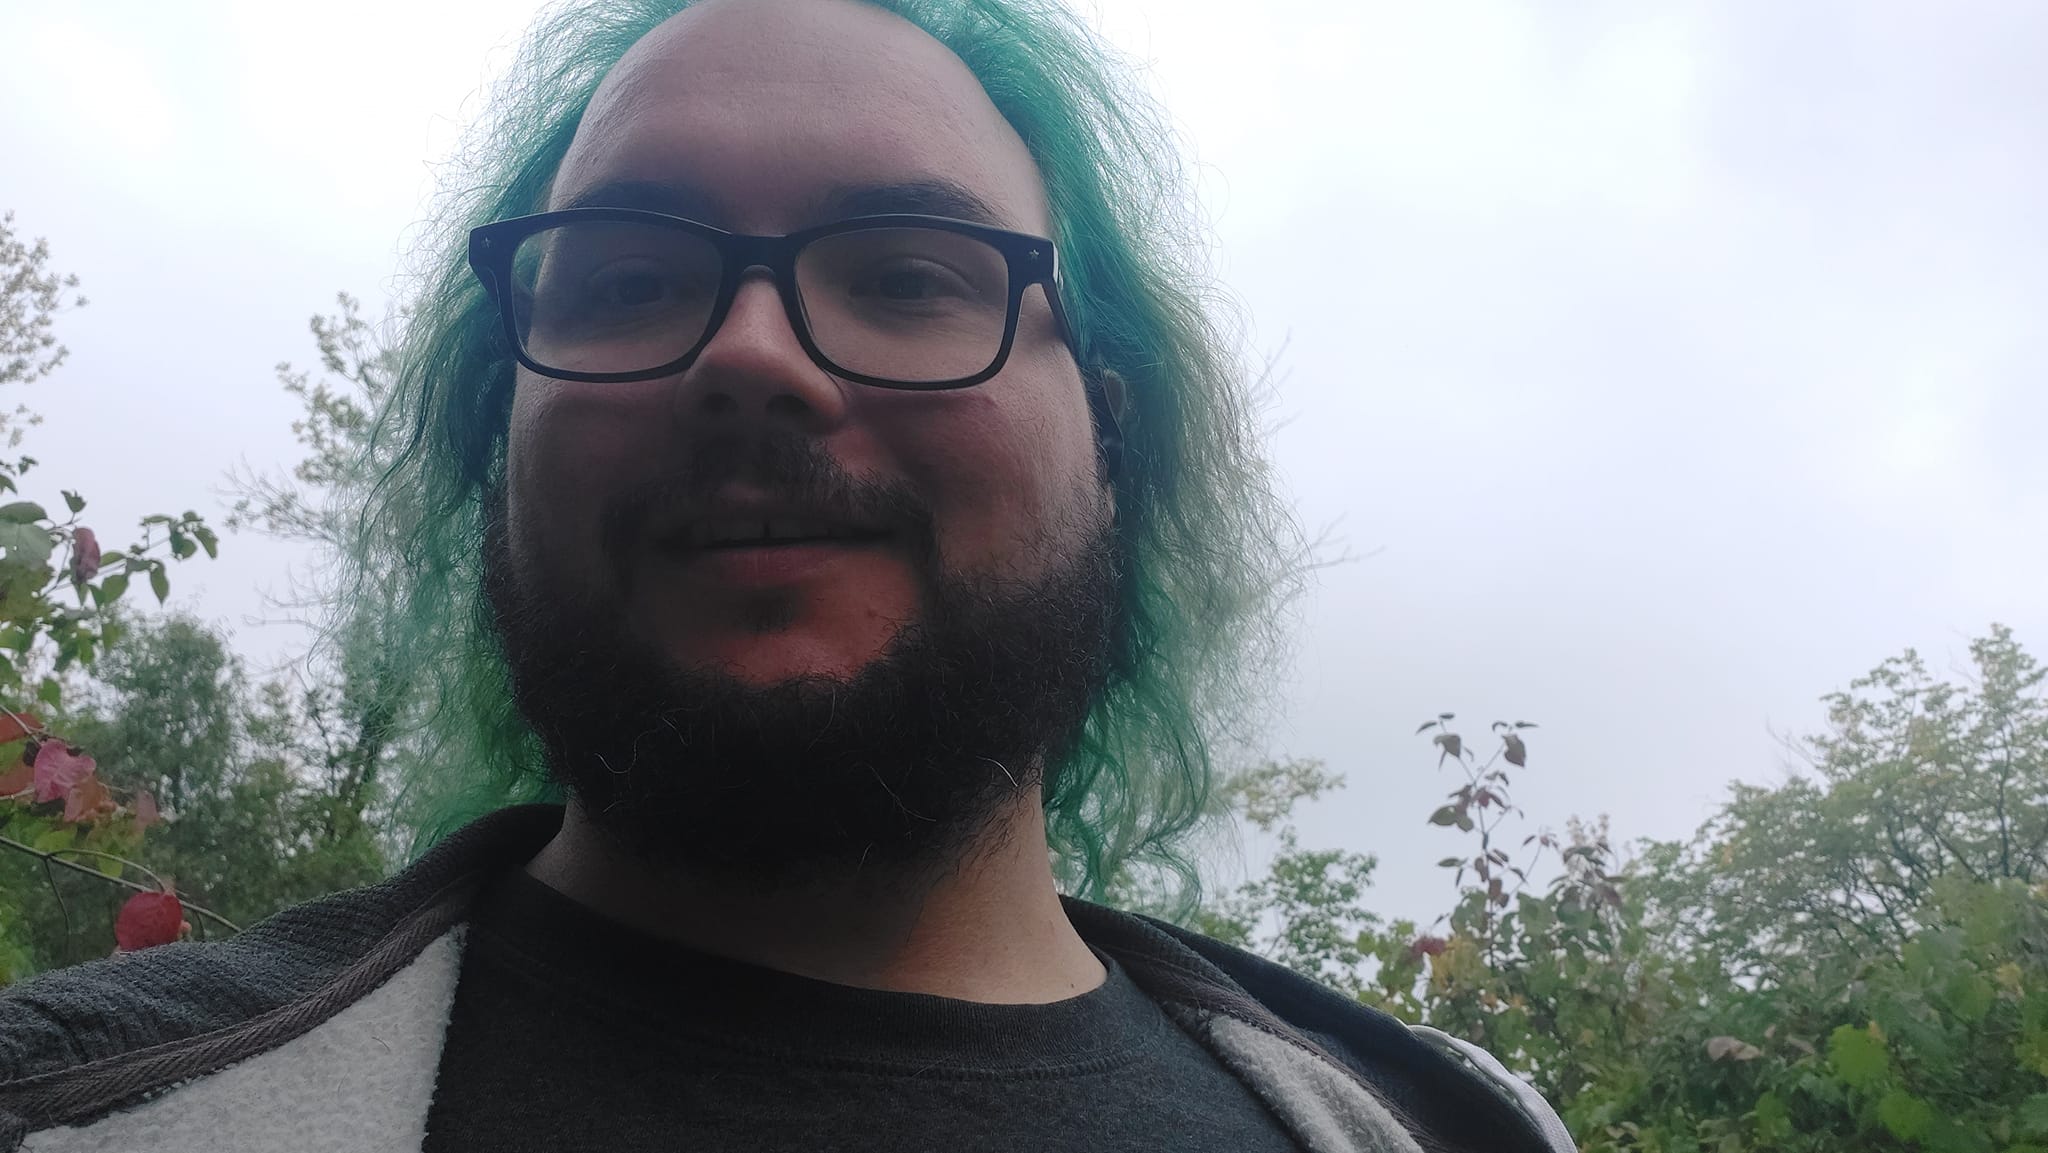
[0,1,1571,1150]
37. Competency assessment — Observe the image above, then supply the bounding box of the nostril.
[764,394,810,418]
[698,393,738,416]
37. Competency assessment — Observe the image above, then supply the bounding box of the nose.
[671,271,850,432]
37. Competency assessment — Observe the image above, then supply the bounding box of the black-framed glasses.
[468,208,1076,389]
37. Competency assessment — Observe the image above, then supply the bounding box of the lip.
[649,536,892,587]
[647,491,891,546]
[636,488,903,588]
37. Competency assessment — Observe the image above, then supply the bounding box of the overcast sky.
[3,0,2043,922]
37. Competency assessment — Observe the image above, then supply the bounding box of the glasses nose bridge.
[718,231,806,318]
[722,231,802,281]
[705,232,812,360]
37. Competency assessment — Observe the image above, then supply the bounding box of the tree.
[0,212,220,979]
[226,293,414,864]
[1200,628,2048,1151]
[9,290,425,980]
[1189,759,1381,995]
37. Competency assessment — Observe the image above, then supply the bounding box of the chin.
[707,642,885,686]
[644,583,921,686]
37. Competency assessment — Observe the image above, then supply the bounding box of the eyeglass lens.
[510,221,1013,383]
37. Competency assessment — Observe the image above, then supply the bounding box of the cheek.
[896,354,1099,567]
[504,377,662,586]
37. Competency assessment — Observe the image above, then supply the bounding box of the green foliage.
[1197,627,2048,1150]
[1180,759,1380,992]
[0,213,220,976]
[226,292,398,547]
[9,286,462,980]
[5,616,392,974]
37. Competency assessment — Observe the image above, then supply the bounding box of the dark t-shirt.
[423,871,1303,1152]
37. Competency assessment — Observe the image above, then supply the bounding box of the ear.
[1087,368,1128,485]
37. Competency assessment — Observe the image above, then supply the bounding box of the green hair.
[350,0,1303,906]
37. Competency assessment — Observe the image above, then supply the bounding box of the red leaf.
[0,761,30,796]
[62,774,113,824]
[1406,934,1449,960]
[71,526,101,583]
[33,744,95,804]
[134,789,160,829]
[0,710,41,745]
[115,891,184,951]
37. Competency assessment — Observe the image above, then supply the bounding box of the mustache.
[599,432,938,570]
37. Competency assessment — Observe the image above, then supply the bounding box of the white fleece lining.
[25,928,466,1153]
[1182,1009,1426,1153]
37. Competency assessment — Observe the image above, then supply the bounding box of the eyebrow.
[555,179,722,218]
[553,177,1011,230]
[821,180,1010,228]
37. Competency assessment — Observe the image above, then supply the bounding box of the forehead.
[552,0,1052,234]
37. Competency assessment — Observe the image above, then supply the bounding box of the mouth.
[655,516,894,553]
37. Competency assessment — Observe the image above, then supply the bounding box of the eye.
[850,259,975,302]
[585,260,684,309]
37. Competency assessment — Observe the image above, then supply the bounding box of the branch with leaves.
[0,210,222,961]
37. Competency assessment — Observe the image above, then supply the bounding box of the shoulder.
[1065,898,1575,1153]
[0,885,384,1083]
[0,805,564,1086]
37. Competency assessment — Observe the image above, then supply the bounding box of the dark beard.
[483,435,1119,886]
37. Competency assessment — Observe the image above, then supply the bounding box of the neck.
[522,792,1106,1004]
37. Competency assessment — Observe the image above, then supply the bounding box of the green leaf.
[1878,1089,1934,1140]
[33,826,74,853]
[169,532,195,560]
[1751,1091,1790,1139]
[5,815,48,844]
[149,565,170,603]
[61,490,84,514]
[0,501,46,524]
[194,525,218,558]
[2018,1094,2048,1137]
[1922,1113,1993,1153]
[1943,970,1994,1023]
[1828,1023,1889,1091]
[95,854,123,878]
[1436,857,1463,867]
[1428,805,1460,827]
[99,573,128,605]
[36,677,60,709]
[0,521,54,567]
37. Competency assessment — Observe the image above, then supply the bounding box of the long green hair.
[349,0,1303,906]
